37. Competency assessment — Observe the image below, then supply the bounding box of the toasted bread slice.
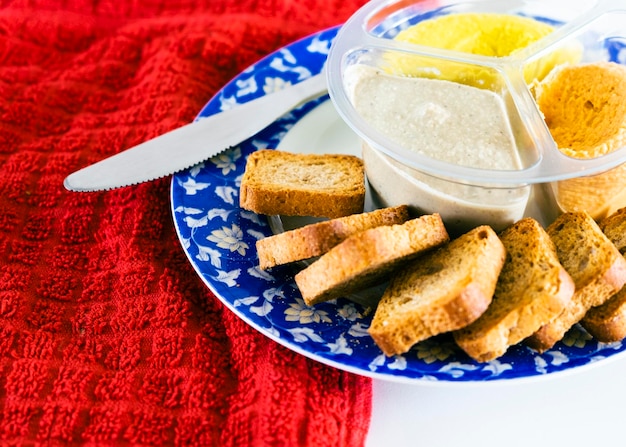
[294,214,449,306]
[454,218,575,362]
[257,205,410,270]
[581,207,626,341]
[598,207,626,254]
[581,288,626,342]
[239,150,365,218]
[369,225,505,357]
[526,212,626,352]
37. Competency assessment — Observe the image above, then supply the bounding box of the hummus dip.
[345,65,530,232]
[347,65,521,170]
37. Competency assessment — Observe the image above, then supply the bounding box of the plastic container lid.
[326,0,626,185]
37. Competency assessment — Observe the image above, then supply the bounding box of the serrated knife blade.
[63,73,328,192]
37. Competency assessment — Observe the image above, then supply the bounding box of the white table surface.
[366,354,626,447]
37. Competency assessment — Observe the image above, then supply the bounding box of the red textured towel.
[0,1,372,445]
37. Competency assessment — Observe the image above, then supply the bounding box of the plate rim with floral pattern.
[170,26,626,384]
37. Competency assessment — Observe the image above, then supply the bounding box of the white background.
[367,355,626,446]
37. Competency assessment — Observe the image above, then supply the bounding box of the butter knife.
[63,73,327,192]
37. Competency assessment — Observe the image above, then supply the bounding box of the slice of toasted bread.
[598,207,626,255]
[581,207,626,341]
[526,212,626,352]
[454,218,575,362]
[239,149,365,218]
[294,214,449,306]
[369,225,505,357]
[256,205,410,270]
[581,288,626,342]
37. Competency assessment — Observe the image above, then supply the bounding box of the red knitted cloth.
[0,1,372,445]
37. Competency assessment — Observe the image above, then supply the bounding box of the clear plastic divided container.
[326,0,626,234]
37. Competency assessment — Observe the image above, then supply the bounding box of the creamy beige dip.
[345,65,530,233]
[346,65,521,170]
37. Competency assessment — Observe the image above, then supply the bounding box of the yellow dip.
[389,13,581,89]
[395,13,552,57]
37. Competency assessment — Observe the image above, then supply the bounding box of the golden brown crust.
[581,287,626,342]
[368,225,505,357]
[599,207,626,255]
[256,205,410,270]
[239,150,366,218]
[294,214,449,306]
[454,218,575,362]
[371,282,492,359]
[525,212,626,352]
[581,207,626,342]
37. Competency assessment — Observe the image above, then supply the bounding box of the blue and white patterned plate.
[171,27,626,383]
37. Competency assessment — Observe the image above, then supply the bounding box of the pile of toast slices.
[240,150,626,362]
